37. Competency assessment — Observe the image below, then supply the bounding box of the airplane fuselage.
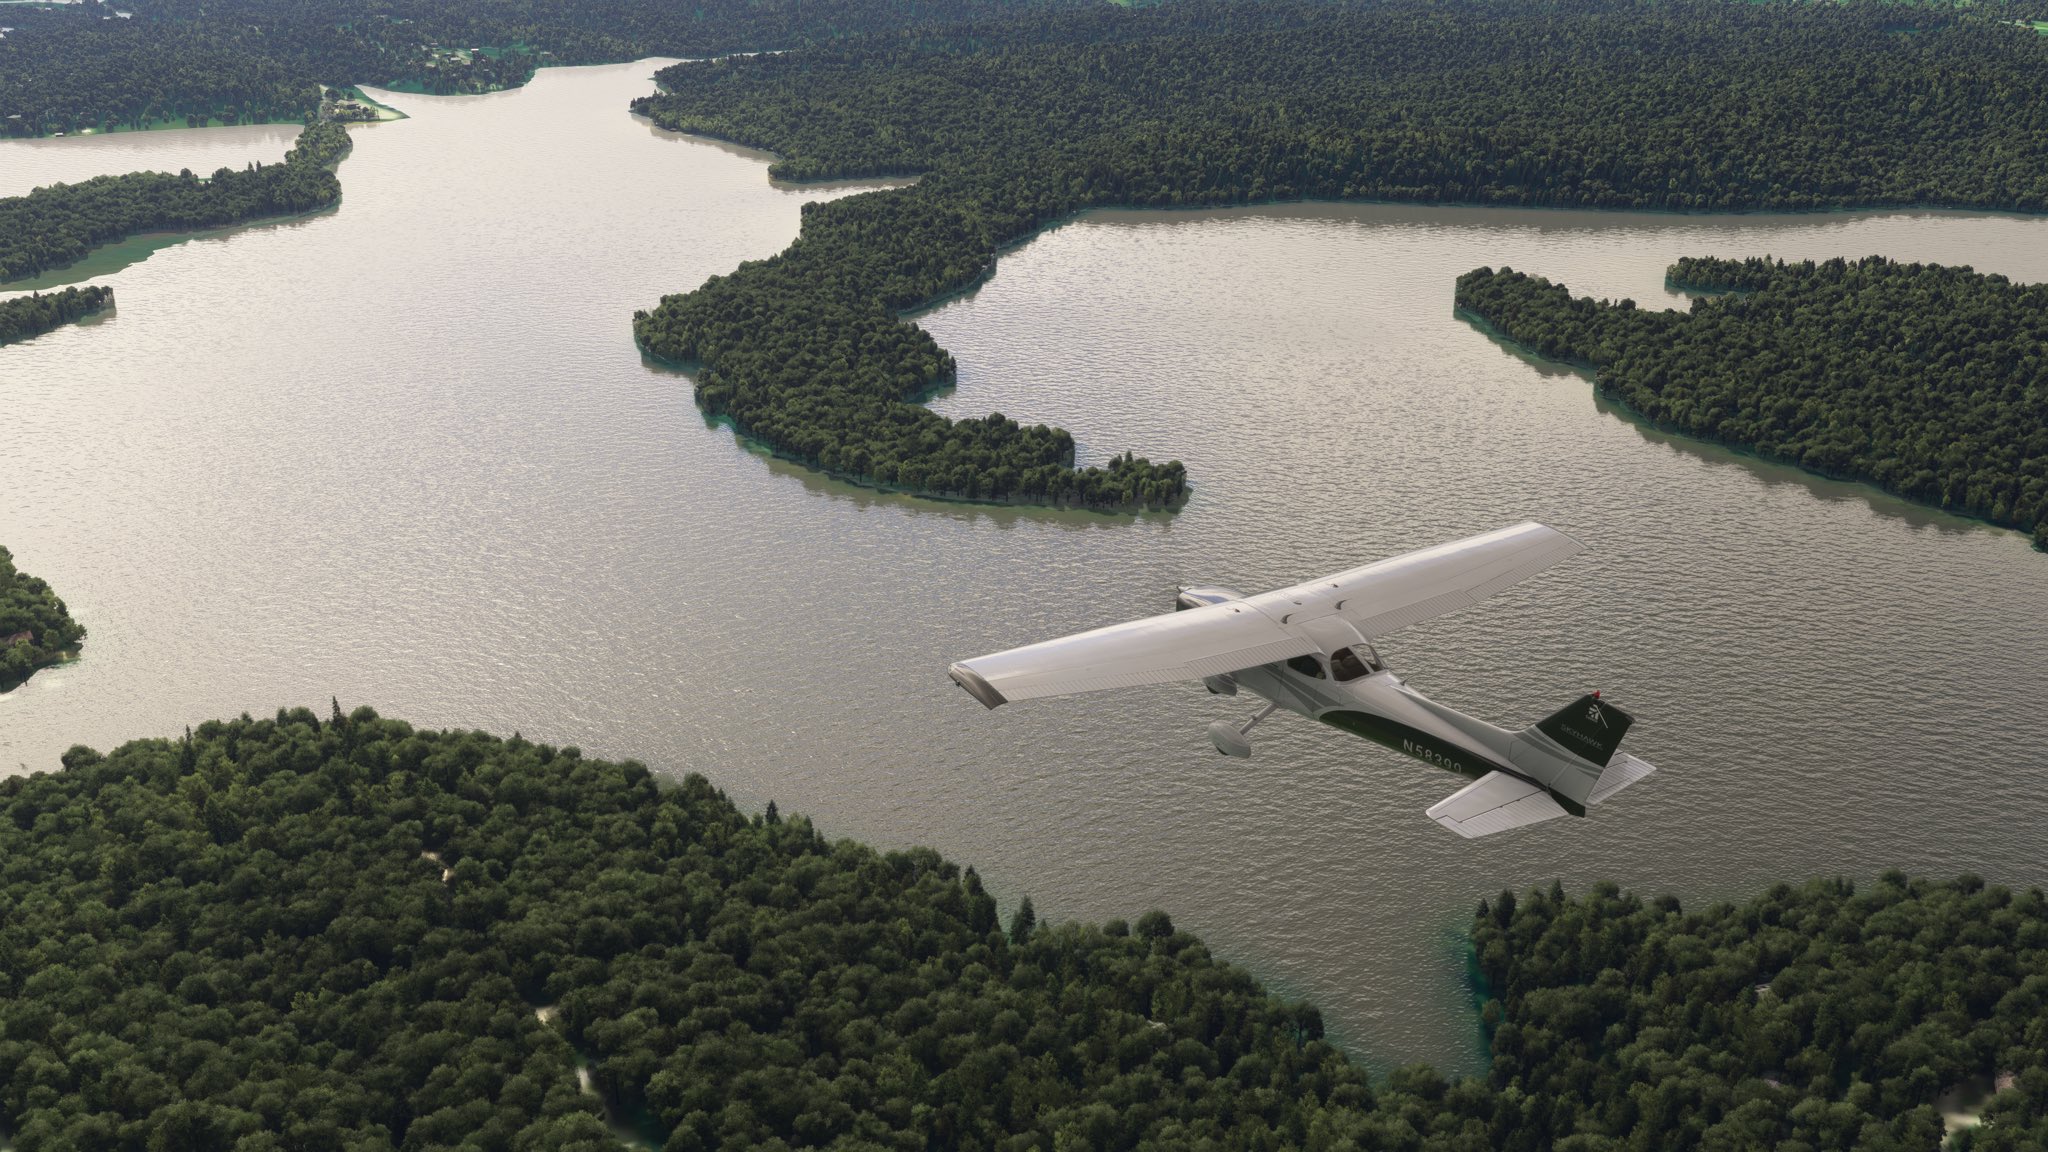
[1233,665,1511,781]
[951,524,1657,837]
[1180,585,1602,809]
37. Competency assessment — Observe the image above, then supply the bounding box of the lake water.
[4,60,2046,1075]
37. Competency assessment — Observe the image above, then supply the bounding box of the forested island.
[630,0,2048,509]
[0,546,85,691]
[1456,258,2048,552]
[0,284,113,345]
[0,121,349,284]
[1,709,2044,1149]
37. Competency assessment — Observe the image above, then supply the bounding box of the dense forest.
[0,710,1373,1150]
[0,284,113,345]
[0,121,348,284]
[0,546,85,691]
[1470,874,2048,1150]
[0,0,1050,139]
[1456,257,2048,552]
[631,0,2048,509]
[3,709,2045,1149]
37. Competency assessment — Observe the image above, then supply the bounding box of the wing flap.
[951,601,1317,706]
[1426,771,1572,838]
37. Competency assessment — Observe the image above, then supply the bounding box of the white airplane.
[948,522,1658,838]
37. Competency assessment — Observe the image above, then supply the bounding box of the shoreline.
[1,197,343,292]
[897,193,2048,317]
[1,135,352,291]
[323,86,408,124]
[654,124,2048,516]
[662,136,2048,322]
[1453,306,2047,550]
[635,346,1186,515]
[0,645,82,696]
[72,115,305,138]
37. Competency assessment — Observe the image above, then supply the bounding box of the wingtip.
[948,663,1007,709]
[1538,521,1590,554]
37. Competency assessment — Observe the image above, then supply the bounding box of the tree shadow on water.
[638,350,1183,532]
[2,202,341,291]
[1458,309,2022,544]
[1588,391,2015,542]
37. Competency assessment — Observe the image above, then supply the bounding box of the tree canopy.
[4,708,2047,1150]
[631,0,2048,510]
[0,545,85,691]
[0,709,1370,1151]
[1455,257,2048,551]
[0,284,112,346]
[1470,875,2048,1150]
[0,0,1056,140]
[0,121,349,284]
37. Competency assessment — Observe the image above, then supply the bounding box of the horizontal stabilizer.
[1587,752,1656,806]
[1426,771,1571,839]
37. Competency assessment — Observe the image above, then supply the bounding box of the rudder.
[1533,693,1632,766]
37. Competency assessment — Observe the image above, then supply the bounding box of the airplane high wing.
[948,522,1663,838]
[948,599,1319,707]
[949,522,1583,708]
[1239,520,1585,638]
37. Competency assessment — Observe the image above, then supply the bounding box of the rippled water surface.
[5,61,2046,1074]
[0,122,306,197]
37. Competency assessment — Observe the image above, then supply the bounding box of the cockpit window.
[1286,654,1327,679]
[1330,646,1383,682]
[1330,647,1367,681]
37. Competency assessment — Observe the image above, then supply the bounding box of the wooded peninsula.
[1456,258,2048,551]
[0,546,86,691]
[15,0,2048,511]
[0,709,2041,1150]
[0,121,349,284]
[0,284,113,345]
[631,0,2048,511]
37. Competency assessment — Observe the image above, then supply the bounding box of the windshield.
[1330,646,1381,682]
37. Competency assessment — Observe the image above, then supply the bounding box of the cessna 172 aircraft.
[948,522,1658,838]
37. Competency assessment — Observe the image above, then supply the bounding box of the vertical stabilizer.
[1531,693,1632,767]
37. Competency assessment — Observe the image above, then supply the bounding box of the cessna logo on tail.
[1586,701,1607,727]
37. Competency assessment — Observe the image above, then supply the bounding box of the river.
[4,59,2045,1075]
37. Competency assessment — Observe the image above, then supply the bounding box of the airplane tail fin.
[1424,691,1659,837]
[1532,693,1632,766]
[1508,692,1657,809]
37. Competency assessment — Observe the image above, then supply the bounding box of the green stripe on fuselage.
[1316,710,1506,783]
[1319,710,1586,817]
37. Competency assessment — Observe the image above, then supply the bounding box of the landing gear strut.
[1207,702,1276,758]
